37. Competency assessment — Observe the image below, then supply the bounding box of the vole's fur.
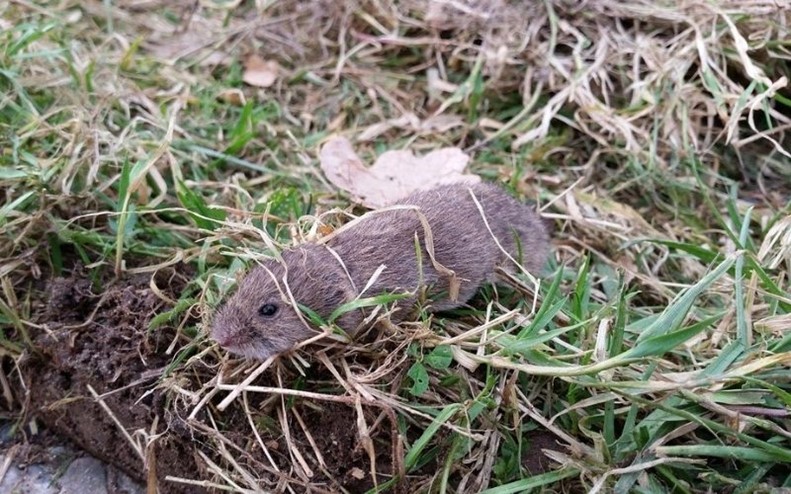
[212,182,550,360]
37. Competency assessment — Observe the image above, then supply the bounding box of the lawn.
[1,1,790,493]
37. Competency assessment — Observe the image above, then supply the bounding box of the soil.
[8,260,558,493]
[20,265,209,494]
[522,430,562,475]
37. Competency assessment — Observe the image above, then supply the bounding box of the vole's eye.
[258,303,278,317]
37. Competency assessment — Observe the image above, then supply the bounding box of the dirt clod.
[22,267,207,494]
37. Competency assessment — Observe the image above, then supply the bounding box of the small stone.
[58,456,108,494]
[0,457,59,494]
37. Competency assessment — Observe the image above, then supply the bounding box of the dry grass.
[1,0,790,492]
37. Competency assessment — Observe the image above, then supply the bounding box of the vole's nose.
[211,308,249,349]
[213,327,231,347]
[211,312,234,347]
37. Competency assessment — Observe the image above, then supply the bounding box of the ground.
[1,1,790,493]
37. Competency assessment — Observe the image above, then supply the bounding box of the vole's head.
[211,244,355,361]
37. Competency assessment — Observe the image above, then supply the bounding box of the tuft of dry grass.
[1,0,790,492]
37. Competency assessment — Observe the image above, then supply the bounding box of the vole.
[211,182,550,360]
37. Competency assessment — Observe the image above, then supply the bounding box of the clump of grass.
[1,0,790,492]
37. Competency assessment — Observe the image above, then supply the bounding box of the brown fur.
[211,182,550,360]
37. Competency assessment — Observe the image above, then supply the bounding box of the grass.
[2,0,791,492]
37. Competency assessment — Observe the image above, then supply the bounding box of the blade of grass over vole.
[327,292,412,324]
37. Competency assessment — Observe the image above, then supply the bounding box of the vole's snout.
[211,307,245,348]
[212,323,233,347]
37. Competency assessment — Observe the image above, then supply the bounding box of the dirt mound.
[22,267,208,493]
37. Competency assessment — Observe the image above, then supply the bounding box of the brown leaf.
[319,137,480,208]
[217,89,246,106]
[242,54,279,88]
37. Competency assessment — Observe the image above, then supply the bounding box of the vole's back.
[328,182,549,317]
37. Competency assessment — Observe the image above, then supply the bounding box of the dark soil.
[20,265,210,494]
[285,401,406,493]
[522,430,562,475]
[10,261,558,493]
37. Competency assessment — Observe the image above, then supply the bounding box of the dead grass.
[1,0,790,492]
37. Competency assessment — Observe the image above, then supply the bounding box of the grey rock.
[0,446,145,494]
[58,456,108,494]
[0,457,59,494]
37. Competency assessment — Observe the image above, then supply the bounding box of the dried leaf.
[319,137,480,208]
[242,54,279,88]
[217,89,246,106]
